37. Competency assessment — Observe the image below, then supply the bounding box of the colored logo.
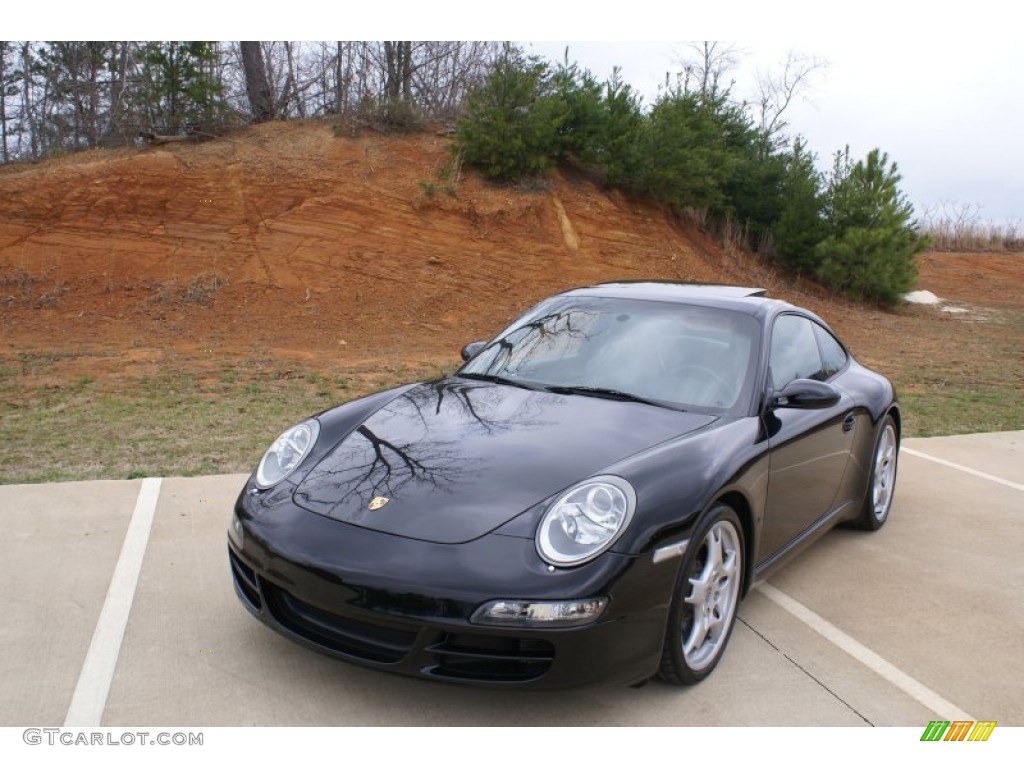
[920,720,996,742]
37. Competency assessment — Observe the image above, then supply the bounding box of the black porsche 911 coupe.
[228,282,900,688]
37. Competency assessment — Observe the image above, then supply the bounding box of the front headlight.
[536,475,637,567]
[255,419,320,488]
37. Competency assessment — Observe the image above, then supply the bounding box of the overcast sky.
[23,1,1024,226]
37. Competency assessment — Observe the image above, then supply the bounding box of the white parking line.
[64,477,162,727]
[901,447,1024,491]
[756,583,974,722]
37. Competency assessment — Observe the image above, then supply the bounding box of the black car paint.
[228,282,899,688]
[231,493,673,687]
[291,380,717,544]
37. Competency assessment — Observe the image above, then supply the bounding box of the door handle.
[842,412,856,433]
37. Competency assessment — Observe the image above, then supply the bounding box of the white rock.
[903,290,942,305]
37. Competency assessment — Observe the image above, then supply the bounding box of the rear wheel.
[851,415,899,531]
[658,504,744,686]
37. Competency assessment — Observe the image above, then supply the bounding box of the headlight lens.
[255,419,320,488]
[536,475,637,566]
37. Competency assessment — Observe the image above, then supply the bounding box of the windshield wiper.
[544,384,668,408]
[455,372,547,391]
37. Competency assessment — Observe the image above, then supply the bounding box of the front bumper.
[228,486,678,689]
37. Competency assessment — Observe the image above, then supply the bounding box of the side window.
[769,314,825,389]
[813,323,848,379]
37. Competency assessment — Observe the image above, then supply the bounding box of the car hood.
[292,379,716,544]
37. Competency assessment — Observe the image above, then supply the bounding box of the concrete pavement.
[1,432,1020,726]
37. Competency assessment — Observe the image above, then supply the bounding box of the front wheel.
[851,415,899,531]
[658,504,744,686]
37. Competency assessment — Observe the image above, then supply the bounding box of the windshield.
[460,297,760,413]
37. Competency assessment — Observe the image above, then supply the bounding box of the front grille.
[229,549,262,611]
[263,583,417,664]
[425,633,555,683]
[360,588,467,620]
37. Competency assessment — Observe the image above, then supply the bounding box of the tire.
[658,504,744,686]
[851,415,899,531]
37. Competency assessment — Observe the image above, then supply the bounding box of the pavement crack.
[738,616,874,726]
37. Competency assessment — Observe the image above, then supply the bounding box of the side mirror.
[768,378,841,410]
[460,340,487,362]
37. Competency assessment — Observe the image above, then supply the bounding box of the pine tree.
[453,44,557,180]
[814,148,929,304]
[138,42,221,133]
[542,53,604,163]
[595,69,645,188]
[773,137,827,273]
[719,112,786,249]
[638,88,739,212]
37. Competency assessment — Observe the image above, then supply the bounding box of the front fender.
[608,416,769,557]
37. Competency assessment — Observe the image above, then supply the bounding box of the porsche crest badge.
[368,496,390,511]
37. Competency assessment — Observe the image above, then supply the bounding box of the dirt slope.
[0,121,753,364]
[0,120,1021,390]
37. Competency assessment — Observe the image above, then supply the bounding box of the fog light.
[471,598,608,627]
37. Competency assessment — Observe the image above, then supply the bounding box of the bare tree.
[0,41,10,162]
[369,42,501,122]
[676,41,743,98]
[283,41,305,118]
[1,40,503,161]
[240,41,273,122]
[318,42,499,122]
[383,41,413,105]
[754,50,827,144]
[920,200,980,248]
[412,41,500,118]
[21,42,37,157]
[106,41,131,144]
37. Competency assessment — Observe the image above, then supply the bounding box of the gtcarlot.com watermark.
[23,728,203,747]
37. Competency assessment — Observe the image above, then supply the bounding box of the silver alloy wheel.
[681,520,742,671]
[872,423,898,521]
